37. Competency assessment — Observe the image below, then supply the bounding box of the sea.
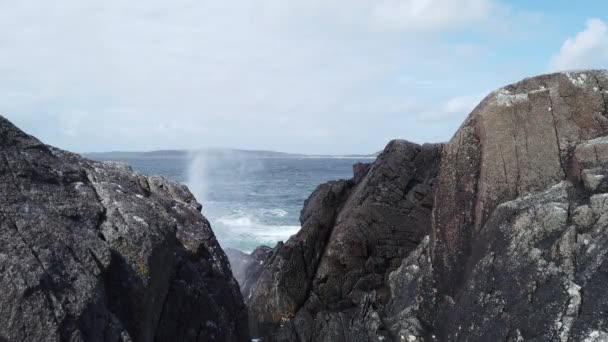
[86,151,373,252]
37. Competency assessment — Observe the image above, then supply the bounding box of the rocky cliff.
[0,116,248,341]
[237,70,608,341]
[4,70,608,342]
[236,140,443,340]
[430,70,608,341]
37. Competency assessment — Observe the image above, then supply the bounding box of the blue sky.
[0,0,607,154]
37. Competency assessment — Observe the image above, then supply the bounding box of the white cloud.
[549,18,608,71]
[0,0,530,154]
[441,94,484,114]
[416,93,485,121]
[370,0,495,31]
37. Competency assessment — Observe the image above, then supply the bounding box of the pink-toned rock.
[432,70,608,296]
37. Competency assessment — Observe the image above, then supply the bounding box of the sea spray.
[90,150,368,252]
[187,150,208,203]
[182,152,367,251]
[186,149,266,203]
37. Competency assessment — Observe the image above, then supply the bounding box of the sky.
[0,0,607,155]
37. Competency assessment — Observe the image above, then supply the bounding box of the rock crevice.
[234,140,443,341]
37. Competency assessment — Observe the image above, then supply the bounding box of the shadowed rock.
[241,140,443,341]
[226,246,272,299]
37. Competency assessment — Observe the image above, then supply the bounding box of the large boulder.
[430,134,608,341]
[241,140,443,341]
[433,70,608,292]
[241,69,608,342]
[431,70,608,340]
[0,116,248,341]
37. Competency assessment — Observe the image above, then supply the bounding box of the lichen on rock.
[0,116,248,341]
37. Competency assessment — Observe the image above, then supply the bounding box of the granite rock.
[0,116,248,341]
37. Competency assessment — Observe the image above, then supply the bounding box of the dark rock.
[244,139,443,340]
[0,116,248,341]
[226,248,254,288]
[384,235,435,341]
[353,162,372,184]
[246,179,353,339]
[226,246,272,299]
[8,70,608,341]
[243,69,608,342]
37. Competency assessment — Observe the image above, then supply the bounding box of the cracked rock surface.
[238,70,608,341]
[235,140,443,341]
[0,116,248,341]
[431,69,608,341]
[4,70,608,342]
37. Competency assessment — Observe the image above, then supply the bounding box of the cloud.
[0,0,533,154]
[237,0,499,33]
[370,0,496,32]
[416,93,485,121]
[549,18,608,71]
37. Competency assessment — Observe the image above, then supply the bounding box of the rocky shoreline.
[0,117,248,341]
[1,70,608,341]
[231,70,608,341]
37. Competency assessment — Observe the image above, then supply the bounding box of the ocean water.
[88,152,372,252]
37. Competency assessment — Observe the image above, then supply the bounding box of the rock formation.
[0,116,248,341]
[431,70,608,341]
[225,246,272,300]
[3,69,608,342]
[239,70,608,341]
[238,140,443,340]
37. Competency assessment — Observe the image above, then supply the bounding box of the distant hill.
[84,148,378,160]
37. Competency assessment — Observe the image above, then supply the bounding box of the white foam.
[260,208,288,218]
[217,216,253,227]
[215,214,300,242]
[255,225,300,241]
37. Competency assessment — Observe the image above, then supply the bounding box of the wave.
[260,208,288,218]
[214,214,300,248]
[216,216,253,227]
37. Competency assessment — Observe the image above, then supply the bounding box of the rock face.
[4,70,608,341]
[239,140,443,340]
[225,246,272,300]
[0,116,248,341]
[241,70,608,341]
[431,70,608,340]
